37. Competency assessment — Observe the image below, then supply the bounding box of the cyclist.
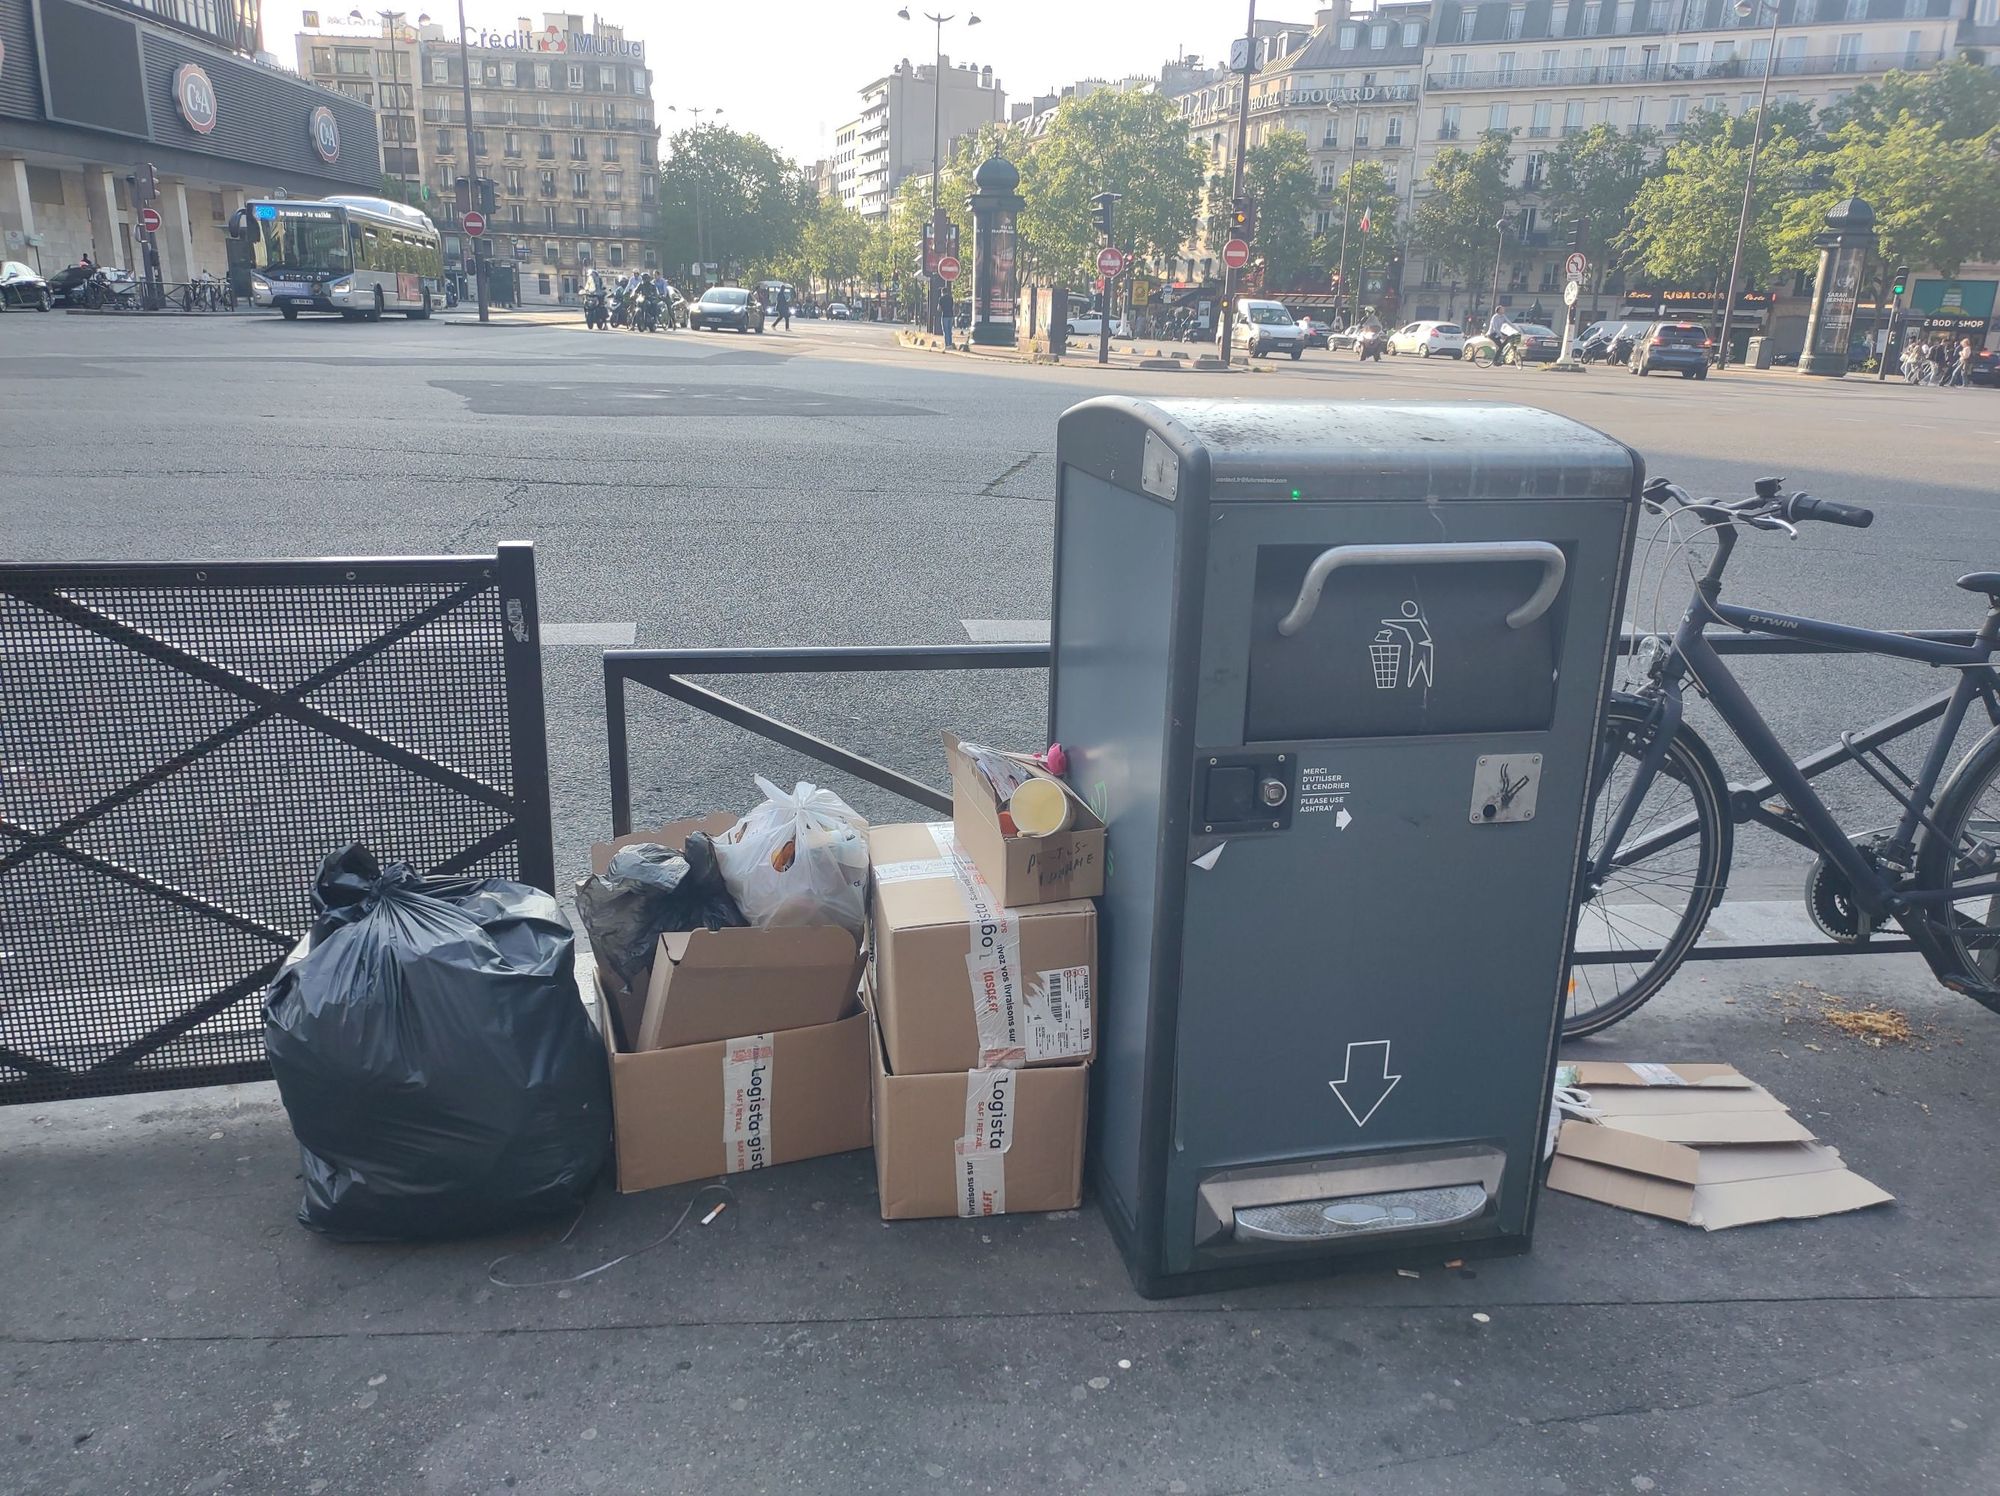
[1485,304,1520,364]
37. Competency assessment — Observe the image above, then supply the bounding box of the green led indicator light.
[1290,487,1303,500]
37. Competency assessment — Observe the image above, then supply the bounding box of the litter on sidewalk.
[1545,1062,1893,1230]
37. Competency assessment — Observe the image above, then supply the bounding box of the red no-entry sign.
[139,207,162,234]
[1096,246,1126,278]
[462,210,487,237]
[1222,238,1250,269]
[936,254,961,282]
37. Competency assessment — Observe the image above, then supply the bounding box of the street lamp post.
[1716,0,1784,370]
[899,7,980,346]
[667,106,724,286]
[1489,216,1510,321]
[1217,0,1256,369]
[1332,107,1360,322]
[453,0,487,321]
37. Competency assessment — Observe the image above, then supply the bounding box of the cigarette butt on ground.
[701,1202,727,1226]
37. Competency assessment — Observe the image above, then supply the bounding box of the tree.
[376,174,445,232]
[1819,57,2000,144]
[1539,123,1658,284]
[1677,99,1819,150]
[1410,131,1516,299]
[1316,160,1400,306]
[1622,130,1811,293]
[1772,115,2000,281]
[788,197,870,301]
[1020,88,1204,282]
[1242,128,1318,289]
[656,124,810,282]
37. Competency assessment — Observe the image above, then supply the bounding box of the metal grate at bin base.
[1234,1184,1489,1242]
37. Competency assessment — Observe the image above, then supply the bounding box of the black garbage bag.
[574,832,746,994]
[264,844,612,1242]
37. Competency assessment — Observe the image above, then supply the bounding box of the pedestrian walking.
[776,289,792,330]
[1950,335,1976,388]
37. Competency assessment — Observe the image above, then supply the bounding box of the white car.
[1067,313,1133,338]
[827,302,851,319]
[1388,321,1466,358]
[1232,298,1304,359]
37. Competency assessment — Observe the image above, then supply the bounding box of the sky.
[461,2,1298,165]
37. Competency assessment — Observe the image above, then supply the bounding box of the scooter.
[1356,326,1385,361]
[1606,333,1636,367]
[582,288,609,330]
[631,284,661,333]
[609,287,632,328]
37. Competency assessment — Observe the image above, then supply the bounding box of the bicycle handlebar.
[1783,494,1874,529]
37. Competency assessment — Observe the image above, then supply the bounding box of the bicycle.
[1568,475,2000,1037]
[1465,334,1525,368]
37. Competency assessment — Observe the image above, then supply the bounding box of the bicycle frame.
[1592,517,2000,961]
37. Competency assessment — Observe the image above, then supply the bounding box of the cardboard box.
[1546,1063,1893,1229]
[945,732,1105,906]
[587,818,863,1053]
[867,821,1096,1073]
[865,985,1087,1219]
[596,972,873,1194]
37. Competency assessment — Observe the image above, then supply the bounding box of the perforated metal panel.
[0,548,552,1105]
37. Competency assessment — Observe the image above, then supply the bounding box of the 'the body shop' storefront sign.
[470,24,645,56]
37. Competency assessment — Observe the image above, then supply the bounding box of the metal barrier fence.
[605,628,1981,967]
[0,545,553,1105]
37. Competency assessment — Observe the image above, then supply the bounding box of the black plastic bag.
[574,832,746,994]
[264,844,612,1242]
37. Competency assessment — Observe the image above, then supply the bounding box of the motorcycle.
[83,267,142,310]
[1356,326,1385,362]
[582,288,609,330]
[631,283,661,333]
[1606,333,1636,367]
[609,287,632,328]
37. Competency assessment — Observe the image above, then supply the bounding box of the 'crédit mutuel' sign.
[469,24,645,56]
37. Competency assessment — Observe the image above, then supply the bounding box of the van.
[1232,298,1304,359]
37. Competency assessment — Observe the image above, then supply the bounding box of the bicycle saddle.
[1956,572,2000,598]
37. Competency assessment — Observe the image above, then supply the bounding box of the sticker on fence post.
[722,1033,775,1172]
[954,1138,1007,1217]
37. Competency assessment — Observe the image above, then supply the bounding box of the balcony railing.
[1425,48,1946,91]
[1527,123,1551,137]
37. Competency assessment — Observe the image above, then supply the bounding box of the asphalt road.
[3,309,1999,1494]
[4,309,1996,890]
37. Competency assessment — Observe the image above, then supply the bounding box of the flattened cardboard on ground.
[1548,1122,1893,1230]
[587,817,862,1053]
[595,974,872,1194]
[1581,1073,1815,1146]
[867,821,1097,1074]
[944,732,1105,906]
[865,984,1087,1220]
[1567,1062,1753,1089]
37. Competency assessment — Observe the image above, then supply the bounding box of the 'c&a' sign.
[174,63,218,135]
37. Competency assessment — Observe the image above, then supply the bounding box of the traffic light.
[476,176,497,216]
[136,163,159,203]
[1230,196,1254,235]
[1891,265,1910,298]
[1386,253,1404,286]
[1568,217,1586,250]
[918,221,934,277]
[1090,192,1119,238]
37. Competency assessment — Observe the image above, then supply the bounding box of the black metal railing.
[605,629,1977,967]
[0,545,552,1105]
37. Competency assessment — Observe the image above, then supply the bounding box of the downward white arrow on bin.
[1329,1040,1401,1127]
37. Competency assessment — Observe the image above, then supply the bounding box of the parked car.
[0,260,52,311]
[1066,312,1134,338]
[826,302,852,319]
[1387,320,1465,358]
[1295,316,1333,350]
[1327,322,1369,351]
[1574,319,1654,362]
[1232,298,1305,359]
[1510,323,1563,363]
[1962,347,1999,386]
[1632,321,1713,378]
[690,286,766,333]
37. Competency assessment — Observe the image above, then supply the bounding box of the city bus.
[236,196,442,321]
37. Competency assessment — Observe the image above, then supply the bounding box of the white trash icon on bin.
[1370,600,1433,691]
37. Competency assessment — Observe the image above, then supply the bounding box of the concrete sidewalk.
[3,945,1995,1495]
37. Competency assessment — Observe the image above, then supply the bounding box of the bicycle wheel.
[1917,728,2000,991]
[1568,698,1732,1038]
[1471,344,1495,368]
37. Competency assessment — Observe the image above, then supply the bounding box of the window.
[1448,52,1467,83]
[535,62,551,89]
[1905,28,1925,64]
[607,207,622,231]
[570,99,585,125]
[505,131,521,157]
[634,69,648,94]
[1704,94,1725,114]
[1507,5,1526,37]
[1385,115,1403,144]
[336,82,371,104]
[1676,42,1698,71]
[640,175,656,202]
[1370,22,1388,46]
[1339,22,1359,46]
[334,48,367,75]
[571,135,587,160]
[539,169,556,195]
[506,166,522,194]
[605,103,619,128]
[1577,46,1595,71]
[544,240,559,262]
[1583,0,1602,26]
[608,242,624,267]
[1563,99,1584,132]
[567,64,584,89]
[1667,96,1688,129]
[501,61,516,86]
[1323,119,1338,146]
[1354,114,1371,145]
[470,129,486,153]
[1846,0,1866,16]
[1458,11,1476,41]
[1632,98,1646,127]
[1551,2,1570,33]
[1438,104,1461,138]
[509,204,524,226]
[572,169,590,195]
[1540,261,1561,292]
[1531,99,1553,136]
[310,46,331,72]
[643,248,657,269]
[603,138,619,161]
[1320,162,1339,190]
[431,56,448,83]
[1524,150,1545,186]
[1980,0,1997,21]
[1780,35,1807,64]
[1541,49,1560,80]
[604,172,622,198]
[1645,0,1670,26]
[1489,101,1510,130]
[576,207,590,231]
[1741,91,1759,111]
[1836,33,1863,70]
[1614,1,1634,32]
[595,65,613,90]
[437,130,453,156]
[1607,44,1627,72]
[543,205,557,228]
[1498,51,1518,81]
[1402,21,1422,44]
[1795,0,1817,18]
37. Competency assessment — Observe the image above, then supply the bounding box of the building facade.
[1412,0,1961,324]
[418,12,658,303]
[0,0,377,279]
[837,55,1004,220]
[294,14,425,189]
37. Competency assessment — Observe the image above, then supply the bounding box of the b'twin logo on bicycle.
[1746,613,1799,630]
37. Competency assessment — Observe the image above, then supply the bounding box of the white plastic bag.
[714,776,871,936]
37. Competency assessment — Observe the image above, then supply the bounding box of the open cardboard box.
[867,821,1096,1073]
[1547,1063,1893,1229]
[864,979,1087,1220]
[945,732,1105,907]
[587,816,862,1053]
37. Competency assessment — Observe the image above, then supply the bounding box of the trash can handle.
[1276,541,1568,637]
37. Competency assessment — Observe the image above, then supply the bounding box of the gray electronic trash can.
[1050,398,1643,1297]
